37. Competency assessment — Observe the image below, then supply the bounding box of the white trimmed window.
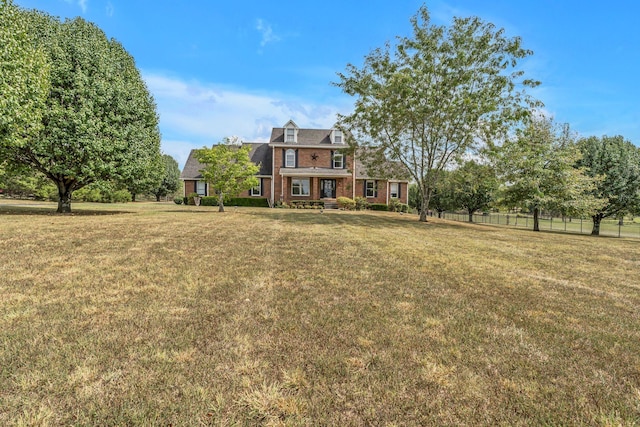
[285,149,296,168]
[334,130,343,143]
[250,179,261,196]
[292,178,310,196]
[366,180,377,198]
[333,153,343,169]
[286,128,295,142]
[390,182,399,199]
[196,181,206,196]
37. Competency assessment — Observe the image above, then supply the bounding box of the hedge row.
[196,196,269,207]
[369,203,389,211]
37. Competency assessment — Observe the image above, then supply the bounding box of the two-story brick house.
[180,120,410,206]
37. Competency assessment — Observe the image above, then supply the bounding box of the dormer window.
[283,120,299,143]
[334,130,343,144]
[286,128,295,142]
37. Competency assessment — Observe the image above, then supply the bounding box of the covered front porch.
[278,168,352,203]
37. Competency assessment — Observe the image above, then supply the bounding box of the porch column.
[312,177,317,199]
[386,181,389,205]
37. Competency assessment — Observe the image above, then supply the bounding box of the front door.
[321,179,336,198]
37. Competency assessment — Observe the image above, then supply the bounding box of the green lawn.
[1,200,639,426]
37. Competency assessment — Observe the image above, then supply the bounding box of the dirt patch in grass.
[1,201,639,425]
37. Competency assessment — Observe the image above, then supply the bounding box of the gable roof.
[180,143,272,180]
[269,127,344,146]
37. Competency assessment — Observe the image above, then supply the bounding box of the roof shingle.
[179,143,272,180]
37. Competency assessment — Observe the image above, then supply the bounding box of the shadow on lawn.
[244,208,493,233]
[0,205,131,216]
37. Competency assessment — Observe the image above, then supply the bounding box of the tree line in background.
[0,153,180,203]
[406,117,640,235]
[0,0,178,212]
[336,5,640,236]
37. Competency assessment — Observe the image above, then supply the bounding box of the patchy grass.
[1,200,639,426]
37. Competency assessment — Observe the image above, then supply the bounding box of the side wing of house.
[236,143,273,200]
[180,143,272,201]
[354,155,410,205]
[180,149,207,196]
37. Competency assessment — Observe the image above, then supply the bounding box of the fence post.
[506,214,510,226]
[580,217,583,234]
[619,221,622,238]
[550,217,553,230]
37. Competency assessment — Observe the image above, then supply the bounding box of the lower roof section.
[279,167,351,178]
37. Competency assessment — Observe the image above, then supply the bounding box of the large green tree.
[335,5,539,222]
[451,160,498,222]
[495,116,600,231]
[577,135,640,235]
[0,0,49,151]
[4,10,161,213]
[151,154,181,201]
[194,139,259,212]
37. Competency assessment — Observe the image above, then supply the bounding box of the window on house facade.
[196,181,206,196]
[285,149,296,168]
[333,153,343,169]
[250,179,261,196]
[334,130,343,143]
[366,180,377,198]
[286,128,295,142]
[292,178,310,196]
[390,182,399,199]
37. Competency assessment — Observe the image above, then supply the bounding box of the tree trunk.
[156,194,161,202]
[468,209,473,223]
[533,207,540,231]
[56,182,73,213]
[419,189,431,222]
[437,210,442,218]
[419,207,428,222]
[131,192,137,202]
[591,214,602,235]
[218,193,225,213]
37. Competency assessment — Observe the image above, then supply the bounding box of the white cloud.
[142,72,352,168]
[256,18,281,47]
[105,1,114,17]
[63,0,88,13]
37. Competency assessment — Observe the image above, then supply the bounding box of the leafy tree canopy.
[450,160,498,222]
[151,154,181,201]
[494,116,601,231]
[335,5,540,221]
[194,138,259,212]
[3,8,161,213]
[427,170,456,218]
[0,0,49,150]
[577,135,640,235]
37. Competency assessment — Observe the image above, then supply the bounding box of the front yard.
[1,201,639,425]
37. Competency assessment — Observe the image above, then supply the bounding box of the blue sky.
[14,0,640,168]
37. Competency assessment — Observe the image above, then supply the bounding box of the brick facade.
[180,122,410,207]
